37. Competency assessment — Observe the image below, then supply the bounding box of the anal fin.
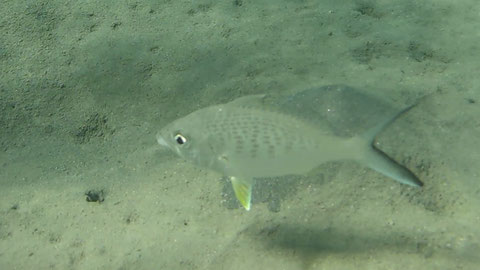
[230,176,253,211]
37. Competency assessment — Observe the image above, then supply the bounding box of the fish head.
[156,107,218,166]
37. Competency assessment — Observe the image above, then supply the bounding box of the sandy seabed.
[1,0,479,269]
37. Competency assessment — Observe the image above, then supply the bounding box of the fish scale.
[211,106,318,162]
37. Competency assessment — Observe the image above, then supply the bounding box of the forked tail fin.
[356,104,423,187]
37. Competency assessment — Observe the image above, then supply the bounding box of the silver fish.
[157,85,423,210]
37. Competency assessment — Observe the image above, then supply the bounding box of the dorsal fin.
[226,94,266,107]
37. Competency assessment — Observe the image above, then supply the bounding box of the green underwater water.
[0,1,479,269]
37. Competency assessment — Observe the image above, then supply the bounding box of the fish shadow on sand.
[220,167,338,212]
[251,222,419,257]
[220,175,305,212]
[228,221,478,269]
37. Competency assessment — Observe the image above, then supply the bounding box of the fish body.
[160,104,352,176]
[157,87,423,210]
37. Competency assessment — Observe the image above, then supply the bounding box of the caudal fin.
[357,104,423,187]
[363,147,423,187]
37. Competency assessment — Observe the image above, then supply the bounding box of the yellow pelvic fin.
[230,176,253,211]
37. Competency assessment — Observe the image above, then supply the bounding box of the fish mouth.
[156,134,169,148]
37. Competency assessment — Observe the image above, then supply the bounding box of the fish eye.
[174,134,187,145]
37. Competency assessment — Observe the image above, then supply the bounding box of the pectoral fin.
[230,176,253,211]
